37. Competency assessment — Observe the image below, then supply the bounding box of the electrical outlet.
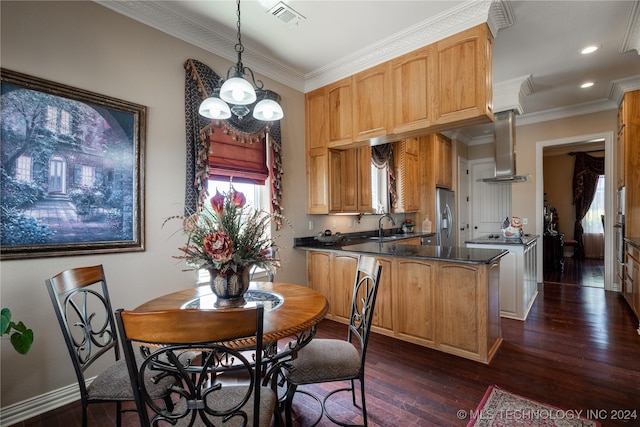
[522,218,528,225]
[308,220,314,230]
[331,219,337,229]
[348,220,354,228]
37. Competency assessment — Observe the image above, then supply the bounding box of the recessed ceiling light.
[581,81,595,89]
[581,45,599,55]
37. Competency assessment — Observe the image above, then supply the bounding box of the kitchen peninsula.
[295,234,507,364]
[465,234,539,321]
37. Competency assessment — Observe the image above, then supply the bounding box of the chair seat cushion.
[287,339,361,385]
[87,356,175,401]
[169,385,276,427]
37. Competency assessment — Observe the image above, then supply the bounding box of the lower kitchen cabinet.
[306,250,502,363]
[624,242,640,333]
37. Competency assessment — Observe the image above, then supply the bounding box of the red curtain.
[208,124,268,185]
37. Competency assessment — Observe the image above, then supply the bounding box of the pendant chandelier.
[199,0,284,121]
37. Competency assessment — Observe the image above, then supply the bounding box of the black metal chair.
[115,305,277,427]
[283,255,383,427]
[45,265,175,427]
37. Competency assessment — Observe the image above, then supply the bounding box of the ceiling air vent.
[267,1,306,27]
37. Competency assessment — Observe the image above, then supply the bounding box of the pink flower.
[211,191,225,214]
[231,190,246,208]
[202,231,233,262]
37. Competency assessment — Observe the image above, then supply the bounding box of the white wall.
[0,0,310,409]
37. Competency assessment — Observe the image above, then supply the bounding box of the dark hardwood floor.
[12,276,640,426]
[543,256,605,287]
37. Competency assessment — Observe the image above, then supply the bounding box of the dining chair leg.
[284,384,297,427]
[116,401,122,427]
[360,378,368,427]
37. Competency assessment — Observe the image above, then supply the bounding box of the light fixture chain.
[235,0,243,56]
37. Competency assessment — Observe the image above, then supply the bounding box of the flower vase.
[208,267,251,308]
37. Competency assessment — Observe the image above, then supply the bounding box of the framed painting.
[0,69,145,259]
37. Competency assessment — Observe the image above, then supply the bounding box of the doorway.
[535,132,614,290]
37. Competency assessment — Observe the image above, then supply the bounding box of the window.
[60,110,71,135]
[80,165,95,187]
[582,175,605,234]
[15,156,32,182]
[197,178,271,284]
[46,106,58,132]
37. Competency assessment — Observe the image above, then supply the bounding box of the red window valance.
[208,125,268,185]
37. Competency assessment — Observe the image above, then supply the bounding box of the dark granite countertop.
[338,242,506,264]
[625,237,640,249]
[465,234,540,246]
[294,229,435,249]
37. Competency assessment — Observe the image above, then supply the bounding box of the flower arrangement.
[165,186,280,277]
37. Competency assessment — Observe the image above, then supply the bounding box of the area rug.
[467,386,601,427]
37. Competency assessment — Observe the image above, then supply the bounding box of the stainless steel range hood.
[482,110,527,184]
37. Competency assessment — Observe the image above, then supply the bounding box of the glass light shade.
[219,77,257,105]
[253,99,284,121]
[199,97,231,119]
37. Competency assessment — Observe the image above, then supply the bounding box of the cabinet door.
[341,149,358,212]
[357,147,373,212]
[394,259,435,344]
[329,150,343,213]
[435,263,482,354]
[435,24,493,127]
[326,77,354,148]
[435,133,453,189]
[391,45,436,134]
[332,253,359,323]
[353,62,391,142]
[307,251,332,313]
[306,149,329,214]
[305,88,327,151]
[371,257,393,333]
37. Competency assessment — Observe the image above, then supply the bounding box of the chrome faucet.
[378,213,396,238]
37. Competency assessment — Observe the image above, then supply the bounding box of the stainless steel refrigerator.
[436,188,456,247]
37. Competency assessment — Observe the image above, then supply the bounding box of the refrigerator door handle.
[445,204,452,238]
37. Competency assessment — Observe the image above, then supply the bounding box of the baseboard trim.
[0,378,93,426]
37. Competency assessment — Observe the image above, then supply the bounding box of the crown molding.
[95,0,513,94]
[493,74,535,114]
[621,0,640,54]
[95,0,307,92]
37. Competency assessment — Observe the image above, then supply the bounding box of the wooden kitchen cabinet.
[621,90,640,237]
[329,147,373,213]
[420,133,452,191]
[434,133,453,188]
[435,261,501,361]
[394,138,420,212]
[353,62,392,142]
[306,249,502,363]
[624,244,640,328]
[307,250,331,306]
[326,77,354,148]
[331,253,359,323]
[391,44,436,134]
[305,88,329,214]
[306,148,329,214]
[435,23,493,128]
[394,259,435,345]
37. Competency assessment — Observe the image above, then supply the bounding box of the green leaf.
[1,308,11,335]
[10,328,33,354]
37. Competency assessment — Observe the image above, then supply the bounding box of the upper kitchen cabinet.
[622,90,640,236]
[305,87,327,152]
[353,62,392,142]
[305,88,330,214]
[330,147,374,213]
[424,133,453,189]
[327,77,354,148]
[391,44,437,134]
[434,24,493,128]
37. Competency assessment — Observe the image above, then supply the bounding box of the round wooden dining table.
[134,282,329,346]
